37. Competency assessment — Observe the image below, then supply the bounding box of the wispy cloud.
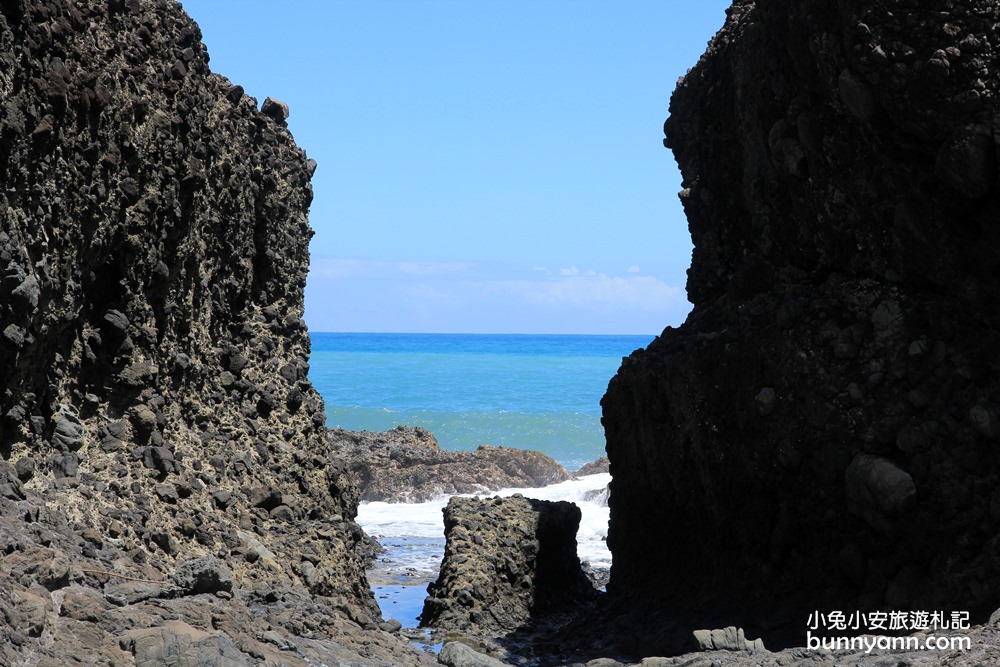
[310,257,471,278]
[481,271,684,312]
[306,256,690,333]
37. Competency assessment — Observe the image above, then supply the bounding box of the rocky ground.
[4,0,1000,665]
[335,426,570,503]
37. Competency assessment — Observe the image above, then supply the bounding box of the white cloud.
[310,257,470,278]
[494,272,684,311]
[397,261,471,276]
[627,265,641,273]
[305,256,690,334]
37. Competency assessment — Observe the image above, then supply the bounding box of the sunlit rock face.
[602,0,1000,655]
[0,2,434,664]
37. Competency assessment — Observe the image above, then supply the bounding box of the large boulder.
[600,0,1000,657]
[421,495,597,635]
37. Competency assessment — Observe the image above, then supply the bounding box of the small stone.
[377,619,402,633]
[438,641,507,667]
[261,96,289,122]
[935,125,995,199]
[754,387,777,415]
[3,324,25,346]
[14,456,35,481]
[212,489,233,509]
[11,274,40,309]
[170,555,234,595]
[268,504,295,522]
[845,454,917,534]
[103,309,129,334]
[154,483,179,503]
[838,68,877,120]
[51,404,84,450]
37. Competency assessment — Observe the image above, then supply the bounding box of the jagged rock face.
[0,1,419,663]
[421,495,597,635]
[337,425,570,502]
[602,0,1000,656]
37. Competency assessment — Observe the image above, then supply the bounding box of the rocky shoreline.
[334,425,572,503]
[3,0,1000,665]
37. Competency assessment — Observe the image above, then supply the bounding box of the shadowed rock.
[598,0,1000,658]
[421,495,597,635]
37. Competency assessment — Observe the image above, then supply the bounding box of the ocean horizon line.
[309,330,659,338]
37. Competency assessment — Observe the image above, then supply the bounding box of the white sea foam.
[356,472,613,580]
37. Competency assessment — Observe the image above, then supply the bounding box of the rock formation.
[0,1,430,663]
[600,0,1000,657]
[337,426,569,502]
[421,495,597,635]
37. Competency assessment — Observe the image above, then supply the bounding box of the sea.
[308,332,654,637]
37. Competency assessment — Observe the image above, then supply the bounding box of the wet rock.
[574,456,610,476]
[336,426,570,502]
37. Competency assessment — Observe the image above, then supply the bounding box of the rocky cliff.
[601,0,1000,656]
[0,1,430,664]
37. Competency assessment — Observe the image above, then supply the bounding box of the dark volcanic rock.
[0,1,431,664]
[599,0,1000,658]
[421,495,597,635]
[335,426,570,502]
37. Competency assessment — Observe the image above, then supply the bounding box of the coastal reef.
[601,0,1000,656]
[336,425,569,503]
[0,0,431,663]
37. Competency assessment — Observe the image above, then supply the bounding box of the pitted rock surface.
[421,495,597,635]
[0,1,433,664]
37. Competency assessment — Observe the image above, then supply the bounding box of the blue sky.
[181,1,730,334]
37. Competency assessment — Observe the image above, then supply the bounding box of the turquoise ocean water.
[307,332,652,637]
[309,332,654,471]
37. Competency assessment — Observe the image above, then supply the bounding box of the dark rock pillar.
[601,0,1000,655]
[421,495,597,635]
